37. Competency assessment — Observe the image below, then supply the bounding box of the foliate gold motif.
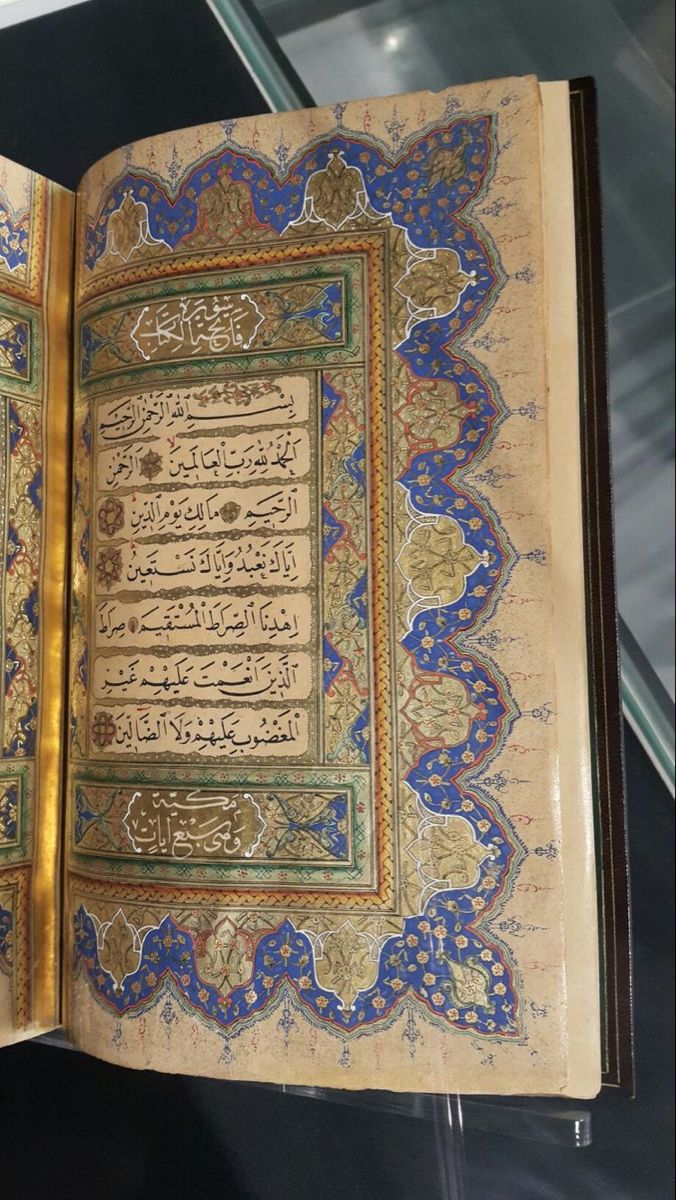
[395,249,474,319]
[315,921,378,1009]
[398,516,484,606]
[187,171,260,247]
[425,131,472,190]
[195,915,255,994]
[407,815,494,889]
[305,151,367,230]
[447,957,492,1010]
[406,676,479,746]
[96,909,144,992]
[103,192,169,263]
[401,379,470,447]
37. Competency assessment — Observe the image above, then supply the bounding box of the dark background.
[0,2,673,1196]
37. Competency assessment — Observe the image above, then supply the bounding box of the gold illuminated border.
[68,233,395,913]
[32,182,74,1029]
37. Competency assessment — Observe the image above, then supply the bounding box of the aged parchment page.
[0,156,72,1044]
[66,76,599,1095]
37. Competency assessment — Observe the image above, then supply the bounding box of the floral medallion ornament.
[138,448,163,481]
[398,516,485,607]
[91,710,116,750]
[95,545,123,589]
[97,496,125,537]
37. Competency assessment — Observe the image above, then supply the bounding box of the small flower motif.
[491,963,504,976]
[454,498,467,510]
[481,877,498,891]
[279,943,292,959]
[421,635,435,648]
[245,988,258,1004]
[262,975,274,989]
[96,546,122,589]
[198,987,210,1002]
[131,981,141,995]
[458,607,472,620]
[476,730,489,744]
[423,972,436,985]
[180,974,191,987]
[461,799,474,812]
[428,774,443,787]
[447,1007,459,1021]
[406,934,419,947]
[461,661,473,673]
[474,680,487,694]
[298,975,311,990]
[494,983,507,996]
[472,585,488,597]
[469,517,483,530]
[455,935,468,949]
[433,924,447,939]
[461,750,475,765]
[138,449,163,481]
[465,1010,478,1024]
[480,950,493,962]
[316,995,329,1009]
[372,995,386,1010]
[418,920,431,934]
[431,991,445,1006]
[477,819,491,833]
[391,977,404,992]
[146,971,158,987]
[91,710,116,749]
[416,951,430,964]
[471,897,486,911]
[97,496,125,537]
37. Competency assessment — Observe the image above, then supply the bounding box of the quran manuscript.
[0,76,628,1096]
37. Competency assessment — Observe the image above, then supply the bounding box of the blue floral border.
[74,113,527,1042]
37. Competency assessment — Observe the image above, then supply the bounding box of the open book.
[0,75,630,1097]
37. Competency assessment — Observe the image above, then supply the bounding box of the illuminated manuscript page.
[0,156,72,1045]
[66,76,600,1095]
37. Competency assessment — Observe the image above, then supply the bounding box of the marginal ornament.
[102,191,170,263]
[303,151,368,230]
[406,675,479,746]
[314,920,379,1009]
[407,814,495,889]
[195,915,255,994]
[95,908,148,993]
[397,515,485,607]
[395,247,475,327]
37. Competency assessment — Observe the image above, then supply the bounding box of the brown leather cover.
[569,77,634,1094]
